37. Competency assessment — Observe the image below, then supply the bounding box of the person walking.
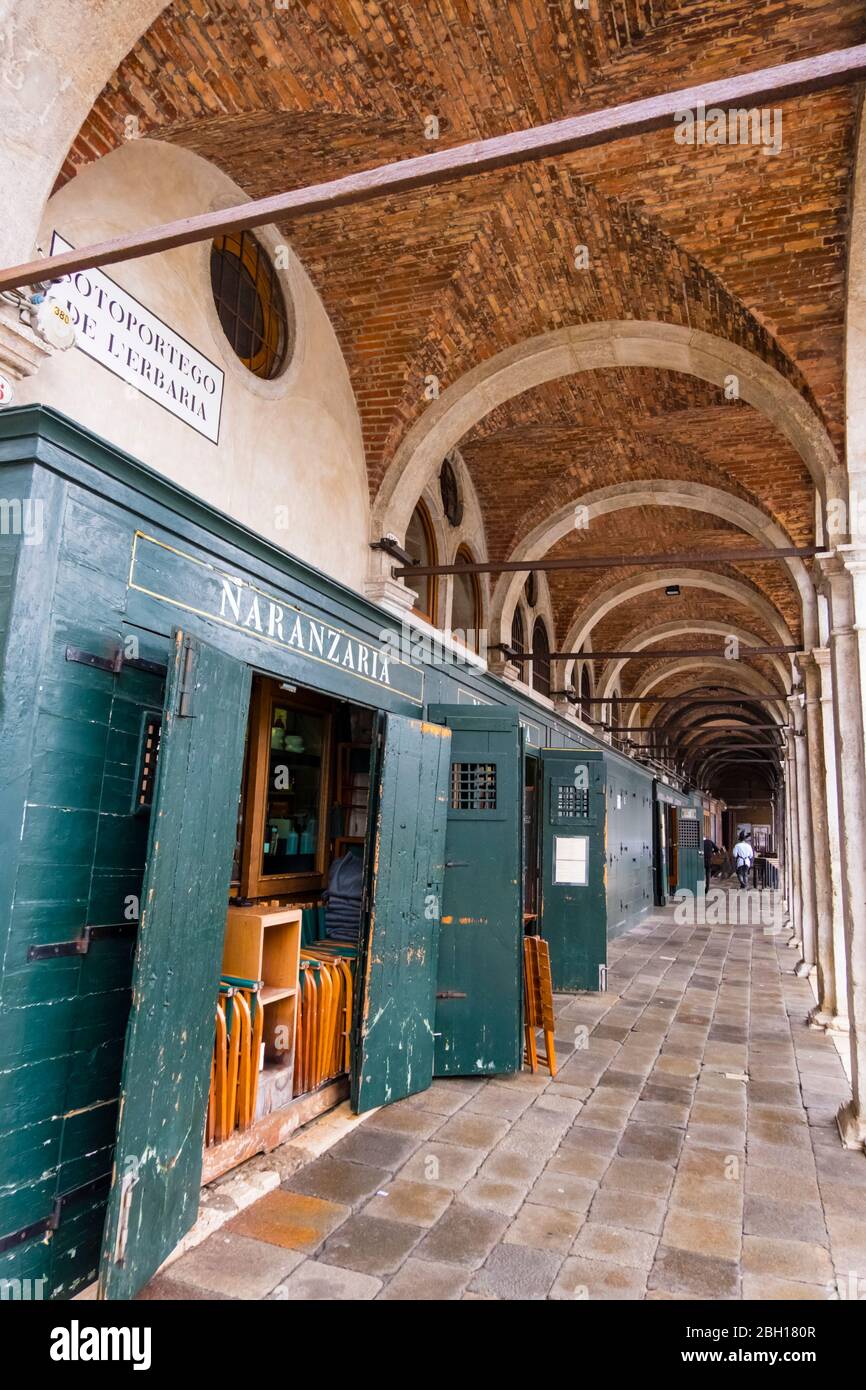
[703,834,719,894]
[733,831,754,889]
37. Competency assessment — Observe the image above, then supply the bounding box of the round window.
[210,230,290,379]
[439,454,463,527]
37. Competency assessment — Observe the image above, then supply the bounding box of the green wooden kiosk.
[0,406,662,1299]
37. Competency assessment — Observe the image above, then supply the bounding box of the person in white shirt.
[733,832,754,889]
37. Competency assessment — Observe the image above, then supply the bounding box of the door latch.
[436,991,467,999]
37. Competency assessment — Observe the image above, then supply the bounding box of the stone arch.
[558,568,795,693]
[371,323,842,563]
[488,480,816,649]
[0,1,170,265]
[847,103,866,496]
[596,620,790,701]
[627,658,788,731]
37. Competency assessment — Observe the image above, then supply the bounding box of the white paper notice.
[554,835,588,886]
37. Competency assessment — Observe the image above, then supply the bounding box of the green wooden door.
[427,706,524,1077]
[539,750,606,992]
[99,630,251,1300]
[677,808,701,895]
[351,715,452,1113]
[654,798,669,906]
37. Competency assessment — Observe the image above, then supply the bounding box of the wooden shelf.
[222,904,302,1110]
[260,984,297,1005]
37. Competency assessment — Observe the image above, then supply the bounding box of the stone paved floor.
[142,903,866,1300]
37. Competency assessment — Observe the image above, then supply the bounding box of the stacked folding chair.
[523,936,558,1077]
[294,951,355,1095]
[206,976,264,1145]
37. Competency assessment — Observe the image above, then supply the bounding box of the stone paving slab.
[140,904,866,1301]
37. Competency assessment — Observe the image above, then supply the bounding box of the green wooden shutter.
[538,749,606,992]
[350,715,452,1114]
[427,706,523,1077]
[677,808,701,895]
[99,630,251,1300]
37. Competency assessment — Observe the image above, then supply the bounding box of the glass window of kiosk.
[240,681,332,897]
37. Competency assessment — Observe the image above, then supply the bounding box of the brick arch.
[371,323,841,565]
[626,658,789,732]
[557,568,795,697]
[595,621,791,703]
[487,479,817,651]
[847,101,866,531]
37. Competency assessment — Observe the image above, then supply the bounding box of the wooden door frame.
[240,676,333,899]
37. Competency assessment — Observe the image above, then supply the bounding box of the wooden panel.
[350,715,451,1113]
[99,630,251,1300]
[428,706,524,1077]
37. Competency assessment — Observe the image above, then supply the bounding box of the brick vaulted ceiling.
[60,0,866,781]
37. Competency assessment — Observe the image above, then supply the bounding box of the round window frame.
[439,454,464,528]
[200,215,303,401]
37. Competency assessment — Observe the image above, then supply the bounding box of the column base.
[836,1099,866,1153]
[808,1006,849,1033]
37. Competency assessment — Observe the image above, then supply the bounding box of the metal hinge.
[177,638,198,717]
[598,964,608,992]
[65,644,167,678]
[0,1173,111,1255]
[436,990,468,1000]
[27,921,138,962]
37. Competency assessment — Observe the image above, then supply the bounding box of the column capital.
[488,657,521,684]
[363,574,416,619]
[0,302,53,384]
[811,645,831,670]
[835,542,866,576]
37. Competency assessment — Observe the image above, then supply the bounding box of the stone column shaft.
[798,654,836,1013]
[813,646,848,1030]
[821,551,866,1149]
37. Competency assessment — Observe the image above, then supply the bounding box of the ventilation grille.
[451,762,497,811]
[679,819,700,848]
[137,713,162,810]
[557,785,589,818]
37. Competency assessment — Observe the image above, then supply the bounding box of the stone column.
[819,552,866,1150]
[812,646,849,1032]
[798,653,837,1019]
[788,694,818,974]
[784,735,803,949]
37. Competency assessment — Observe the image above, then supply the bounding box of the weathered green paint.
[539,750,607,992]
[676,800,702,897]
[99,630,251,1299]
[351,714,451,1113]
[605,761,654,941]
[428,706,523,1076]
[0,405,659,1295]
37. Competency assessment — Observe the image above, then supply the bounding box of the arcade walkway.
[141,902,865,1301]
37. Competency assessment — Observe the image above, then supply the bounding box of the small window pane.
[210,230,289,379]
[406,504,434,619]
[262,705,326,876]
